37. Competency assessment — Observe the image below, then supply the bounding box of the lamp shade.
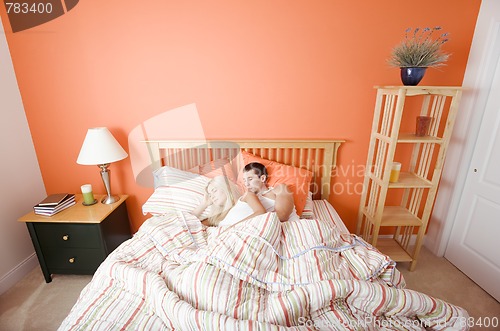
[77,127,128,165]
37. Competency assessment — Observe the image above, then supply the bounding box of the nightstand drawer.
[44,247,106,271]
[34,223,101,248]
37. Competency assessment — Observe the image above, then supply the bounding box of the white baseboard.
[0,253,38,296]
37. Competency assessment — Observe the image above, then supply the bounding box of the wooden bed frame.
[143,139,344,200]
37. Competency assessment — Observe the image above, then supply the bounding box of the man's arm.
[273,184,294,222]
[241,192,266,219]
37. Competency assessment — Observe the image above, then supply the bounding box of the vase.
[400,67,427,86]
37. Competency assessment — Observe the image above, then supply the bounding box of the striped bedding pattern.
[59,206,469,330]
[312,199,350,235]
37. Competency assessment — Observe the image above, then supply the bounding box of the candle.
[389,162,401,183]
[416,116,432,137]
[81,184,96,205]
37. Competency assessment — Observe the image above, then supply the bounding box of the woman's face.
[207,182,227,207]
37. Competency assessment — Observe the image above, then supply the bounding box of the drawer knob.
[69,257,75,263]
[62,235,69,241]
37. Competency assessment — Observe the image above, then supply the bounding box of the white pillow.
[143,166,210,218]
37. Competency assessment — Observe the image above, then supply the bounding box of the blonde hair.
[205,176,241,226]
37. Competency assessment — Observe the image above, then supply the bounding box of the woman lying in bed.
[193,163,300,226]
[191,175,242,226]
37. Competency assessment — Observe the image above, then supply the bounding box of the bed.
[59,139,469,330]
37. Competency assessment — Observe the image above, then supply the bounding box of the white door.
[444,28,500,301]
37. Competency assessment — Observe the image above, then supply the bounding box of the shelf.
[374,86,462,97]
[388,172,432,188]
[367,171,432,188]
[376,238,413,262]
[357,86,462,271]
[380,206,422,226]
[373,132,443,143]
[397,133,443,144]
[362,206,423,227]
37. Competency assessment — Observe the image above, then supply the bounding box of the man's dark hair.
[243,162,268,181]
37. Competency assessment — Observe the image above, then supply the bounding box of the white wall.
[426,0,495,256]
[0,16,47,295]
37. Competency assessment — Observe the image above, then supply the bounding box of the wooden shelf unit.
[357,86,462,271]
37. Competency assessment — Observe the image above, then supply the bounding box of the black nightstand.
[18,194,132,283]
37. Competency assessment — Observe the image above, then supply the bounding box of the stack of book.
[34,193,76,216]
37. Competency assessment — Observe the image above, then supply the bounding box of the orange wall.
[1,1,481,232]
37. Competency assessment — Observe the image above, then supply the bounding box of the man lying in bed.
[239,162,299,222]
[193,162,299,226]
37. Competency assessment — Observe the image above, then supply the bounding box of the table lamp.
[77,127,128,204]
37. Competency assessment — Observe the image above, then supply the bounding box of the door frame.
[426,0,500,256]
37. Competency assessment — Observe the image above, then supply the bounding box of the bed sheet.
[311,199,349,235]
[59,202,469,330]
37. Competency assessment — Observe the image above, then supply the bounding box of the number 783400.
[5,2,53,14]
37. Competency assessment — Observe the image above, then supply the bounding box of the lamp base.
[98,164,120,204]
[101,195,120,204]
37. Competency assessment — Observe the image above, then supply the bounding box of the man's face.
[243,169,266,194]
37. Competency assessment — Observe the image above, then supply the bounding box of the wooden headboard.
[143,139,344,200]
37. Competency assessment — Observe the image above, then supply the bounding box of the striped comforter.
[59,210,468,330]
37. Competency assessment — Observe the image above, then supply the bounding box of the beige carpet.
[0,271,91,331]
[0,247,499,331]
[398,248,500,325]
